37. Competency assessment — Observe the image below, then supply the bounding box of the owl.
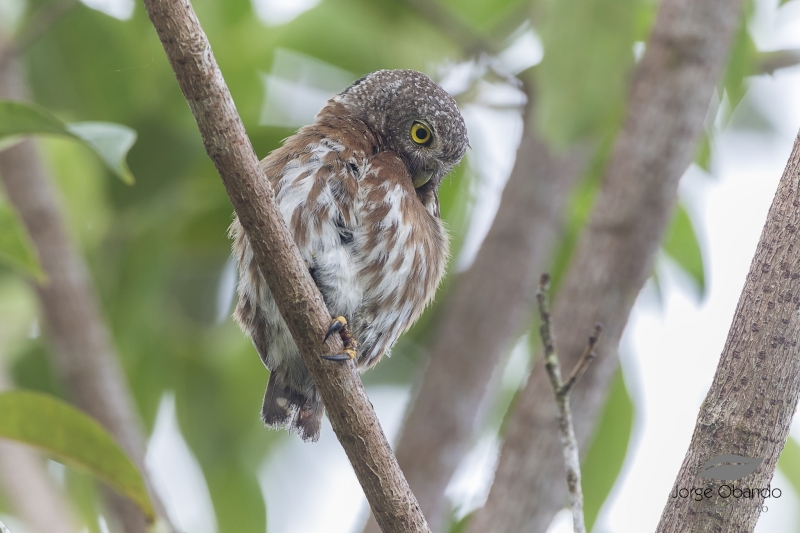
[230,69,468,441]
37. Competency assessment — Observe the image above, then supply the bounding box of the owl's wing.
[265,135,363,319]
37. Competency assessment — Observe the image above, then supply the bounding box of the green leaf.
[0,390,155,523]
[778,435,800,497]
[67,122,137,185]
[0,101,136,184]
[581,369,634,531]
[0,196,46,281]
[663,203,706,295]
[723,10,757,114]
[719,2,756,126]
[0,100,67,137]
[444,509,474,533]
[695,130,712,172]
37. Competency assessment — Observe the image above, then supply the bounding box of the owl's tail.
[262,372,324,442]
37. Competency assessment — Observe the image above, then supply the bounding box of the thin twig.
[535,273,596,533]
[755,49,800,76]
[562,322,603,396]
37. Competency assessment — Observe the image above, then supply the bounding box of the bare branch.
[534,273,590,533]
[139,0,431,531]
[561,322,603,396]
[469,0,745,530]
[656,130,800,531]
[756,49,800,76]
[536,275,562,393]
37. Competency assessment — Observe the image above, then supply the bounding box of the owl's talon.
[324,316,347,343]
[321,349,357,361]
[322,316,358,362]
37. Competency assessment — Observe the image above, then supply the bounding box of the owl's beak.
[412,167,434,188]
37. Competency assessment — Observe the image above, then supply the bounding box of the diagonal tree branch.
[140,1,431,531]
[468,0,745,531]
[0,35,171,533]
[657,129,800,532]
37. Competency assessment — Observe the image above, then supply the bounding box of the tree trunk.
[656,129,800,532]
[468,0,743,531]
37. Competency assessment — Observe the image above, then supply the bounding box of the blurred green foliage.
[0,390,156,522]
[778,436,800,500]
[663,203,705,296]
[0,195,45,281]
[536,0,643,145]
[581,370,634,531]
[0,0,769,531]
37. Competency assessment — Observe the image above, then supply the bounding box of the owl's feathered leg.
[322,316,358,361]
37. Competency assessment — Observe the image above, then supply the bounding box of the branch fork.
[536,273,603,533]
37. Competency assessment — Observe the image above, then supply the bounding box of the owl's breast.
[352,151,449,366]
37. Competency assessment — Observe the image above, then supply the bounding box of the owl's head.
[336,69,468,191]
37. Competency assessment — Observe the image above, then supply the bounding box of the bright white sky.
[135,1,800,533]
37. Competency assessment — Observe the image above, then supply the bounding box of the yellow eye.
[410,121,433,146]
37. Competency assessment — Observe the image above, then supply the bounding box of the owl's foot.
[322,316,358,361]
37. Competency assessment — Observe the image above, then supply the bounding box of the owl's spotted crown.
[335,70,468,178]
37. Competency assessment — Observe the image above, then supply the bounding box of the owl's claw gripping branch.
[322,316,358,361]
[323,316,347,342]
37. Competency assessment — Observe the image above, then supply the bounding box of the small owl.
[230,69,468,441]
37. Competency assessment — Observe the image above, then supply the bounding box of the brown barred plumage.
[230,70,468,441]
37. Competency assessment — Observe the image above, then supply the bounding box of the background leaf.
[0,101,136,183]
[0,390,155,523]
[580,369,635,531]
[67,122,137,185]
[778,435,800,497]
[0,100,67,137]
[723,3,757,115]
[0,196,46,281]
[662,203,706,296]
[695,130,713,172]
